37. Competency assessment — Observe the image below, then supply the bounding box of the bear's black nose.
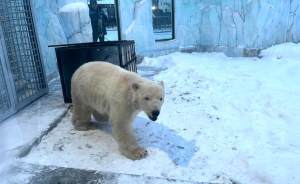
[152,110,160,117]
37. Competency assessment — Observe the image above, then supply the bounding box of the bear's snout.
[149,110,160,121]
[152,110,160,117]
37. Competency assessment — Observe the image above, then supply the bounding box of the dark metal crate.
[50,41,137,103]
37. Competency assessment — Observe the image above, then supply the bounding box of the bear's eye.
[144,97,150,101]
[159,97,163,101]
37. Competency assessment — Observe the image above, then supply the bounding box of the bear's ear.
[132,83,139,91]
[159,81,164,88]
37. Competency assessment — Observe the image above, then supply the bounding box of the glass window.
[152,0,174,41]
[88,0,120,42]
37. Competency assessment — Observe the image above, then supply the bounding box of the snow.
[59,2,88,12]
[93,0,115,5]
[0,79,67,152]
[122,0,156,53]
[58,2,92,43]
[0,79,68,183]
[22,43,300,184]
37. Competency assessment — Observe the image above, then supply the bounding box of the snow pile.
[141,42,300,184]
[261,42,300,60]
[59,2,89,12]
[23,43,300,184]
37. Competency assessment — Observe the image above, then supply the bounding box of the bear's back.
[71,61,142,107]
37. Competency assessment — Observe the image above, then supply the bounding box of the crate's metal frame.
[50,41,137,103]
[0,0,48,122]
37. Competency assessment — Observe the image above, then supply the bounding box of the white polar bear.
[71,62,165,160]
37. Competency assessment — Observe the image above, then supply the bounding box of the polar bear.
[71,62,165,160]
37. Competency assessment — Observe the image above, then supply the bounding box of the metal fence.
[0,0,48,122]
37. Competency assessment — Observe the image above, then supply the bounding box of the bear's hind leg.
[92,110,109,123]
[72,100,94,131]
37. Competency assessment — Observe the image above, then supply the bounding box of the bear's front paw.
[121,147,148,160]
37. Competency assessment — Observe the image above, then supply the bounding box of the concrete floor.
[0,79,68,156]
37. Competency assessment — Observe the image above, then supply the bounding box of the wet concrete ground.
[7,163,207,184]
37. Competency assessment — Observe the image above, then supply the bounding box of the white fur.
[71,61,165,160]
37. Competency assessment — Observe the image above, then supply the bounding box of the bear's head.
[131,81,165,121]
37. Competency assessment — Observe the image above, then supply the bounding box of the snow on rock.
[260,42,300,60]
[32,0,92,76]
[58,2,92,43]
[23,43,300,184]
[122,0,156,53]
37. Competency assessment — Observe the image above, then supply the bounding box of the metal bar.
[0,22,18,122]
[0,0,48,121]
[28,0,48,92]
[48,40,134,48]
[115,0,121,41]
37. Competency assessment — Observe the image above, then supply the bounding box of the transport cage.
[50,41,137,104]
[0,0,48,122]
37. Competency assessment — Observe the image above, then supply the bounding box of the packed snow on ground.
[23,43,300,184]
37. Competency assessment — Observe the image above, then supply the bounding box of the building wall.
[31,0,300,77]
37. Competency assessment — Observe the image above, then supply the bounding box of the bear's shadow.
[94,116,197,166]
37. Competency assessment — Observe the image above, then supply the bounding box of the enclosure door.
[0,29,15,121]
[0,0,48,121]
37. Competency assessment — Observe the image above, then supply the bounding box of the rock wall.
[31,0,300,77]
[120,0,204,55]
[122,0,300,55]
[32,0,92,79]
[197,0,300,55]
